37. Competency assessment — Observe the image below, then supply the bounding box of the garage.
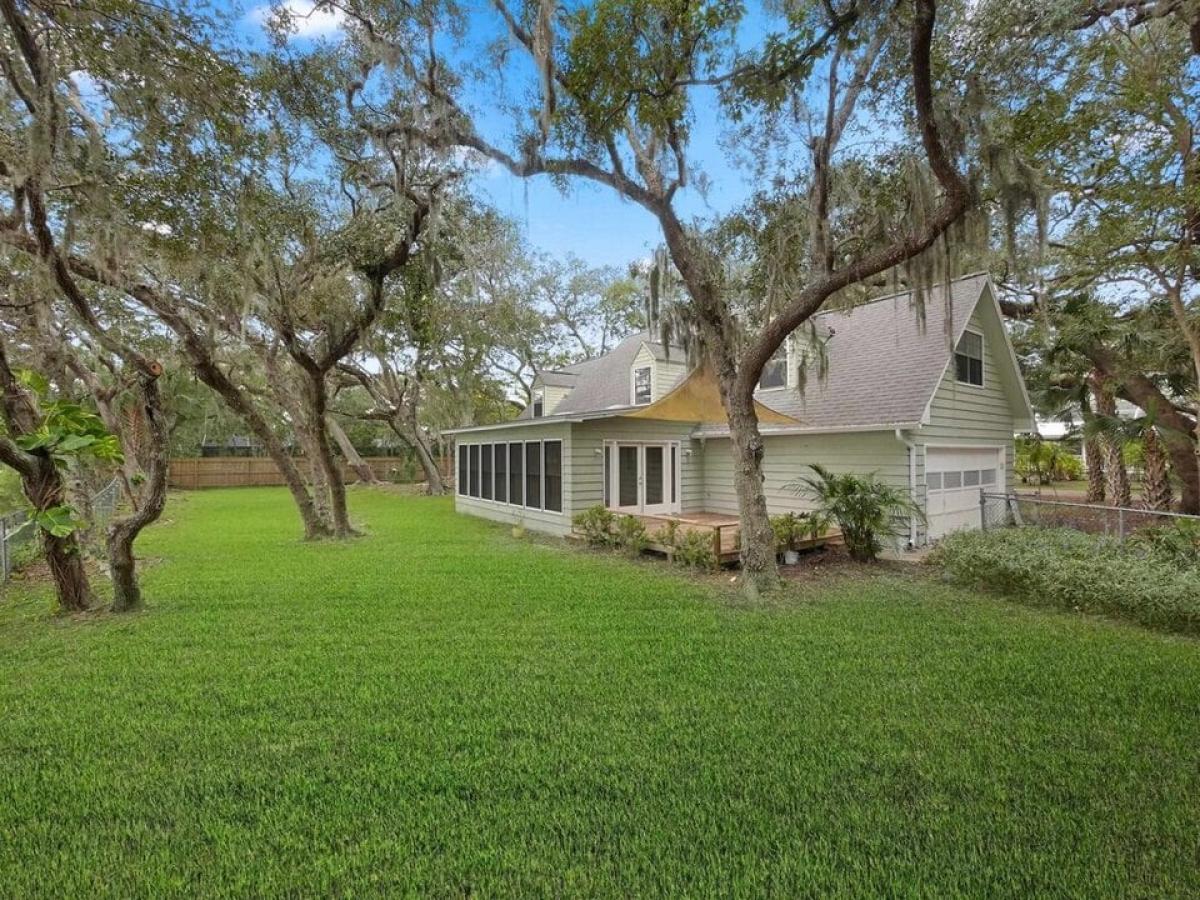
[925,447,1003,540]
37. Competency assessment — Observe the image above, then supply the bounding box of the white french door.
[608,441,678,515]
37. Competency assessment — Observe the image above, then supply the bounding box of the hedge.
[929,526,1200,635]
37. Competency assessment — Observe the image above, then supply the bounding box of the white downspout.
[895,428,919,549]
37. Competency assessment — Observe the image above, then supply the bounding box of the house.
[447,273,1035,549]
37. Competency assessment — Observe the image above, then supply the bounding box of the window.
[494,443,507,503]
[981,468,997,486]
[633,365,652,405]
[468,444,480,497]
[481,444,493,500]
[532,390,544,418]
[963,469,980,487]
[543,440,562,512]
[508,443,523,505]
[759,343,788,390]
[927,471,942,491]
[525,441,542,508]
[943,470,962,489]
[457,445,467,496]
[955,331,983,386]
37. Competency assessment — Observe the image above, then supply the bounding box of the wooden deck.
[636,511,837,564]
[571,509,839,565]
[637,512,743,562]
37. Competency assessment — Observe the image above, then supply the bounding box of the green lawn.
[2,488,1199,896]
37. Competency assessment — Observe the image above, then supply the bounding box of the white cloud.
[251,1,345,40]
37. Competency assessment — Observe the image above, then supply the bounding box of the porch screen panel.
[494,443,507,502]
[457,445,467,496]
[618,446,638,507]
[544,441,562,512]
[468,445,480,497]
[525,441,542,508]
[509,443,523,505]
[481,444,493,499]
[644,446,664,505]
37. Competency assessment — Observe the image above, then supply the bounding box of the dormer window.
[532,389,544,417]
[759,342,788,390]
[955,331,983,386]
[632,365,652,405]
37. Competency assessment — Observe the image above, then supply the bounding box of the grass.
[2,487,1199,896]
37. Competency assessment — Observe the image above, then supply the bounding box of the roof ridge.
[814,271,990,318]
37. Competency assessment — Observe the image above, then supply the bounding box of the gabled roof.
[744,273,1000,432]
[515,331,687,420]
[448,273,1034,436]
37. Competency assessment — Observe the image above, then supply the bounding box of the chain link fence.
[980,491,1200,541]
[0,478,122,583]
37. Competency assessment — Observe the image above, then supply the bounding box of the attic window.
[633,365,652,405]
[759,344,788,390]
[532,390,544,418]
[955,331,984,387]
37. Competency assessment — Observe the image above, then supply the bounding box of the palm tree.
[1142,426,1174,512]
[789,465,923,562]
[1089,370,1132,507]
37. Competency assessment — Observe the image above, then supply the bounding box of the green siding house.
[448,274,1035,549]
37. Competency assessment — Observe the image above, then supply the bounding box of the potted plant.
[771,513,801,565]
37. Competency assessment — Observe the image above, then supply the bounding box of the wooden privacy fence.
[168,456,451,490]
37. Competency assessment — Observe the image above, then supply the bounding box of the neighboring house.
[447,273,1035,548]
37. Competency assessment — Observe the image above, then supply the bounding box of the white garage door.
[926,447,1003,540]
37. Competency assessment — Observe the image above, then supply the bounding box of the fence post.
[1118,506,1125,542]
[979,489,987,530]
[1,516,7,582]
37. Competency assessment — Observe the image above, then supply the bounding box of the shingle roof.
[747,273,991,431]
[542,331,685,416]
[455,274,1000,435]
[536,370,581,388]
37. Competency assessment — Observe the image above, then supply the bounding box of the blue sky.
[240,0,774,268]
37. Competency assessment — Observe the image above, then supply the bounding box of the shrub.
[1130,519,1200,570]
[1016,438,1082,484]
[651,519,679,550]
[573,504,616,546]
[788,464,920,562]
[673,529,717,572]
[613,515,648,557]
[930,526,1200,634]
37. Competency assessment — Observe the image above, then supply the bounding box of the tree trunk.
[42,527,93,613]
[1091,372,1132,507]
[140,310,331,539]
[1083,436,1105,503]
[1087,347,1200,513]
[400,409,445,495]
[107,372,169,612]
[329,417,377,484]
[305,373,354,538]
[1141,427,1173,512]
[411,432,445,495]
[718,368,779,597]
[656,218,780,595]
[27,458,94,612]
[1102,434,1132,509]
[296,428,332,530]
